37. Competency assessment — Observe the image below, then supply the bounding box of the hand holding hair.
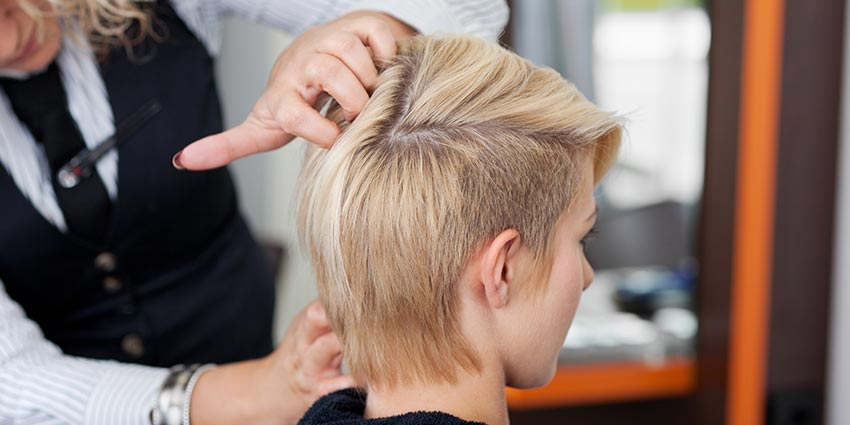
[187,300,354,425]
[173,11,416,171]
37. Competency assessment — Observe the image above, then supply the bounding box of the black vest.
[0,3,275,366]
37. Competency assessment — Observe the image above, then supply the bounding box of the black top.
[299,389,487,425]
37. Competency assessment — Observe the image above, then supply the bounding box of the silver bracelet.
[150,364,215,425]
[183,364,216,425]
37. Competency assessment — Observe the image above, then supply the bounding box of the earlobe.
[480,229,520,309]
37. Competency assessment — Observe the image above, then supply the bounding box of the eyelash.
[580,227,598,249]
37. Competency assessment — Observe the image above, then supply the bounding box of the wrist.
[183,364,215,425]
[188,357,287,425]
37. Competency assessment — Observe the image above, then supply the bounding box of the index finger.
[175,100,339,170]
[175,116,287,170]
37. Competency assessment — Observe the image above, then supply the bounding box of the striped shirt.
[0,1,508,424]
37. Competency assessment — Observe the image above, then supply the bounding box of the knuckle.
[278,106,308,135]
[326,32,360,54]
[308,55,342,81]
[304,57,323,80]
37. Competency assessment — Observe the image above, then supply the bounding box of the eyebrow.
[586,204,598,222]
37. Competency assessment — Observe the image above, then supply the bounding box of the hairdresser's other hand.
[174,11,416,170]
[272,300,356,423]
[189,300,354,425]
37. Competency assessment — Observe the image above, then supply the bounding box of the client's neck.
[364,362,509,425]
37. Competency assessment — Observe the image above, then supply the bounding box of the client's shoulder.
[299,388,487,425]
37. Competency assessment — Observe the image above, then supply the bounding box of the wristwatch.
[150,364,216,425]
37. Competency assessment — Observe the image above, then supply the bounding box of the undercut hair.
[298,35,621,389]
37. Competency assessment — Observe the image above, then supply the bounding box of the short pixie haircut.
[297,35,621,388]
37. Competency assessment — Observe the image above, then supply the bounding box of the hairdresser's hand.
[189,300,355,425]
[272,300,356,422]
[173,11,416,170]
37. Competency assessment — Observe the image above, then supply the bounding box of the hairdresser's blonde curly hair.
[22,0,154,53]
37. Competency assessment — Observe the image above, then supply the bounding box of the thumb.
[174,117,295,170]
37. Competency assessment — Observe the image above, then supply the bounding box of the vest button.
[121,334,145,357]
[94,252,117,272]
[103,276,123,293]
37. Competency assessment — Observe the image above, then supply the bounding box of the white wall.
[827,2,850,423]
[214,17,317,341]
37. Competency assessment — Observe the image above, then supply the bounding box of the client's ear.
[480,229,522,309]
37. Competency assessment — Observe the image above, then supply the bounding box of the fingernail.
[172,151,185,170]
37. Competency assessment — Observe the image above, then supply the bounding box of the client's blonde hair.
[298,35,621,389]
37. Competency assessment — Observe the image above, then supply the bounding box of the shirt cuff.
[85,363,169,425]
[341,0,464,36]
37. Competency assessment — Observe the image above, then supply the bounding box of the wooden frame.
[504,1,843,423]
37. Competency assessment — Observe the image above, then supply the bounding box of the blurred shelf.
[506,357,696,410]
